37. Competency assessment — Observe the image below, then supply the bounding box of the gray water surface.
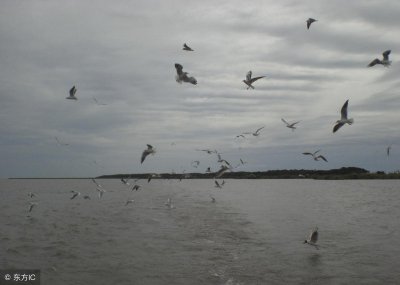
[1,179,399,284]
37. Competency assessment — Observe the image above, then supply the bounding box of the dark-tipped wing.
[281,118,289,126]
[333,122,344,133]
[302,152,313,156]
[382,50,391,61]
[255,126,265,134]
[340,100,349,120]
[367,58,381,67]
[175,63,183,75]
[141,150,148,164]
[186,76,197,85]
[249,76,265,84]
[318,155,328,162]
[246,71,252,81]
[147,144,153,150]
[69,86,76,96]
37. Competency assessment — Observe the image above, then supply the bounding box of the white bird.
[243,126,265,137]
[214,180,222,189]
[333,100,354,133]
[368,50,392,67]
[120,178,130,186]
[97,187,106,198]
[175,63,197,85]
[141,144,156,164]
[215,165,229,178]
[131,184,141,191]
[306,18,317,29]
[243,71,265,90]
[125,199,135,206]
[304,227,319,249]
[70,191,80,200]
[281,118,300,131]
[66,86,77,100]
[28,202,37,212]
[302,150,328,162]
[165,198,175,209]
[183,43,194,51]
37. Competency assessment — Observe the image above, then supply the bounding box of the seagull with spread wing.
[302,150,328,162]
[304,227,319,249]
[333,100,354,133]
[66,86,77,100]
[243,126,265,137]
[182,43,194,51]
[141,144,156,164]
[281,118,300,131]
[306,18,317,29]
[175,63,197,85]
[243,71,265,90]
[368,50,392,67]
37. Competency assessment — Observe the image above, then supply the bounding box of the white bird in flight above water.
[175,63,197,85]
[368,50,392,67]
[215,165,230,178]
[66,86,77,100]
[306,18,317,29]
[243,71,265,90]
[302,150,328,162]
[97,187,106,198]
[281,118,300,131]
[70,191,80,200]
[91,178,102,188]
[214,180,223,189]
[333,100,354,133]
[141,144,156,164]
[243,126,265,137]
[182,43,194,51]
[304,227,319,249]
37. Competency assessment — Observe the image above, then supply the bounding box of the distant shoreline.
[8,167,400,180]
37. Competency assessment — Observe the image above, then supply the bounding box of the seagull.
[141,144,156,164]
[165,198,175,209]
[125,199,135,206]
[243,71,265,90]
[93,97,107,105]
[121,178,130,186]
[55,136,69,146]
[66,86,77,100]
[306,18,317,29]
[183,43,194,51]
[214,180,222,189]
[304,227,319,249]
[387,145,392,157]
[28,202,37,212]
[243,126,265,137]
[281,118,300,131]
[91,178,102,188]
[175,63,197,85]
[209,195,216,203]
[131,184,141,191]
[302,150,328,162]
[221,180,225,186]
[367,50,392,67]
[97,187,105,198]
[215,165,229,178]
[217,154,231,167]
[196,149,216,154]
[240,159,247,165]
[147,174,153,183]
[70,191,80,200]
[333,100,354,133]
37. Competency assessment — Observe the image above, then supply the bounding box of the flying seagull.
[131,184,141,191]
[243,126,265,137]
[125,199,135,206]
[70,191,80,200]
[196,149,216,154]
[91,178,102,188]
[183,43,194,51]
[304,227,319,249]
[281,118,300,131]
[302,150,328,162]
[306,18,317,29]
[121,178,130,186]
[333,100,354,133]
[387,145,392,157]
[141,144,156,164]
[214,180,223,189]
[243,71,265,90]
[28,192,36,198]
[66,86,77,100]
[97,187,105,198]
[215,165,230,178]
[28,202,37,212]
[209,195,216,203]
[83,195,91,200]
[367,50,392,67]
[165,198,175,209]
[175,63,197,85]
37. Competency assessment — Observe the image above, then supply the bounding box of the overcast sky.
[1,0,400,178]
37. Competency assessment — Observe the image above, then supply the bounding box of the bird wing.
[291,121,300,126]
[281,118,289,126]
[246,71,252,81]
[302,152,313,156]
[187,76,197,85]
[382,50,391,61]
[249,76,265,84]
[333,122,345,133]
[310,229,318,243]
[367,58,381,67]
[214,180,220,187]
[147,144,153,150]
[69,86,76,96]
[318,155,328,162]
[255,126,265,134]
[175,63,183,75]
[141,150,148,164]
[340,100,349,120]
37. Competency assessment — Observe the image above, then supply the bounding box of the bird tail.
[348,118,354,125]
